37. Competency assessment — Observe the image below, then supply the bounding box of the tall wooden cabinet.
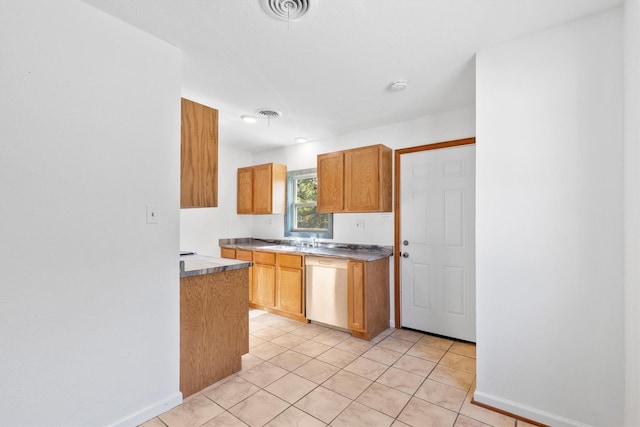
[237,163,287,214]
[181,98,218,208]
[317,144,392,213]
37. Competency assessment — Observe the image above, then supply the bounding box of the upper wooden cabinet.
[317,151,345,212]
[237,168,253,214]
[317,144,392,213]
[181,98,218,208]
[237,163,287,214]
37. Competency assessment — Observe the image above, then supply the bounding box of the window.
[285,168,333,238]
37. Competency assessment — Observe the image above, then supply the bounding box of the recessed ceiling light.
[294,137,309,144]
[241,115,258,124]
[389,80,408,91]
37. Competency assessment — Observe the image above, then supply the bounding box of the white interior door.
[400,144,476,342]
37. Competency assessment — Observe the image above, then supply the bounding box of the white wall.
[476,8,624,427]
[0,2,182,426]
[624,0,640,425]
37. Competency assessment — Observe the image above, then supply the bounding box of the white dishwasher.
[305,256,349,330]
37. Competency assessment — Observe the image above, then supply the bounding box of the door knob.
[403,240,409,246]
[402,252,409,258]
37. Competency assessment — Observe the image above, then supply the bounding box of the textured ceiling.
[81,0,621,151]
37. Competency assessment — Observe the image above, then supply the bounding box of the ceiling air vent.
[257,109,281,119]
[257,109,281,126]
[260,0,315,22]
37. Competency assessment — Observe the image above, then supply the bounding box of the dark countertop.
[180,254,252,278]
[219,238,393,262]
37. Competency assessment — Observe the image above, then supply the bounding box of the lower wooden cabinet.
[180,268,248,398]
[277,253,305,318]
[242,250,306,322]
[223,247,306,322]
[347,260,366,332]
[347,258,390,340]
[221,247,254,303]
[253,251,277,307]
[221,246,390,336]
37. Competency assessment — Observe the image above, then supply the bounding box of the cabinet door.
[181,98,218,208]
[317,152,344,213]
[345,146,381,212]
[237,167,253,214]
[254,263,276,307]
[347,260,366,332]
[252,164,273,214]
[236,250,254,304]
[278,266,304,316]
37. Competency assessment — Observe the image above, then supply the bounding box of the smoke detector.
[389,80,408,91]
[260,0,316,22]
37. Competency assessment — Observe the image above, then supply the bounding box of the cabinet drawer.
[254,251,276,265]
[236,249,253,261]
[220,247,236,259]
[278,253,303,269]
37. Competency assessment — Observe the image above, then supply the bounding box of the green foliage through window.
[295,177,317,203]
[285,169,332,238]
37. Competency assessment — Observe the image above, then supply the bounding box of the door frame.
[393,137,476,328]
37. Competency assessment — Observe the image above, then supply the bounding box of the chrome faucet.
[311,237,317,248]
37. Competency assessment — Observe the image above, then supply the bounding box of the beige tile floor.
[141,311,537,427]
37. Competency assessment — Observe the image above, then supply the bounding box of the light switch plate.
[355,219,365,230]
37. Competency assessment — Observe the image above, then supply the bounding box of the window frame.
[285,168,333,239]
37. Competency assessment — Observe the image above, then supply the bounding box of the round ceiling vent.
[260,0,314,22]
[257,109,281,126]
[257,109,281,119]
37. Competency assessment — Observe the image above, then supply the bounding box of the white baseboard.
[473,390,592,427]
[110,392,183,427]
